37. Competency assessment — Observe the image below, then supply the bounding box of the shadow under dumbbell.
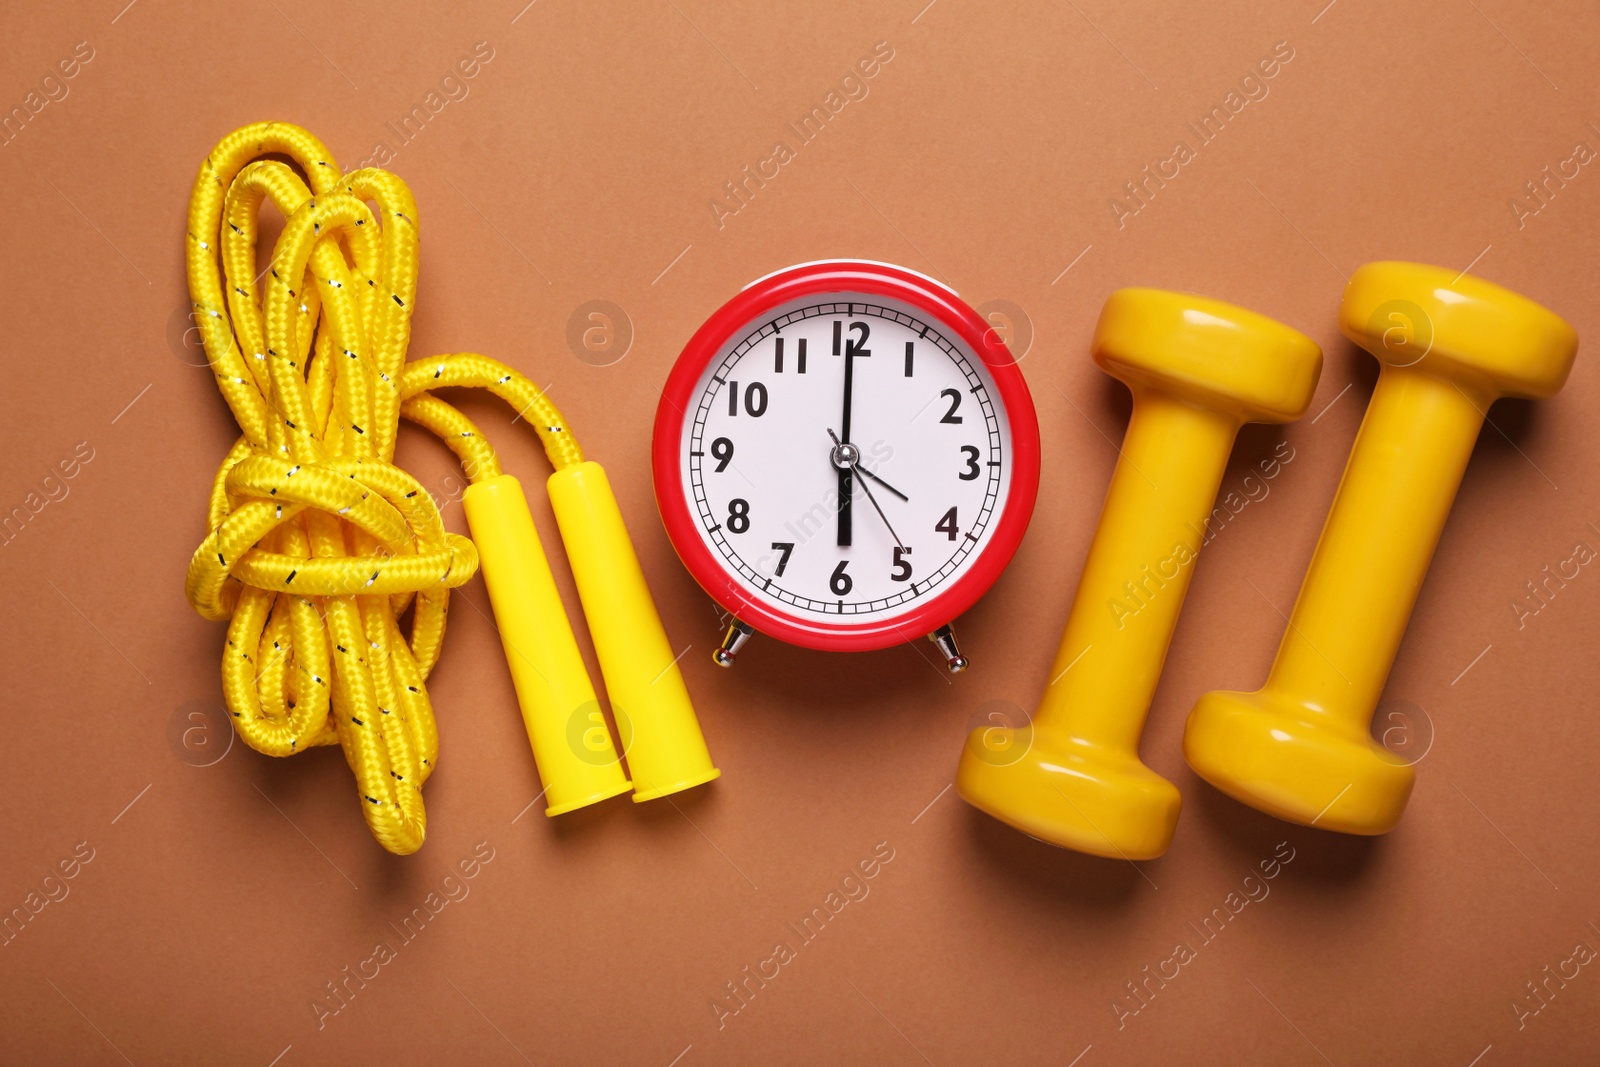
[1092,363,1135,429]
[1472,395,1542,463]
[1333,336,1548,468]
[1188,773,1384,887]
[1345,336,1382,394]
[1322,338,1545,460]
[962,803,1153,911]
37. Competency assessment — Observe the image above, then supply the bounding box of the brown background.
[2,0,1598,1064]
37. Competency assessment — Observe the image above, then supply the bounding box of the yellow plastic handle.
[462,475,633,815]
[548,462,720,802]
[957,289,1322,859]
[1185,262,1579,834]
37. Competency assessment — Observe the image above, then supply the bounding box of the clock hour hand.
[856,462,908,502]
[836,467,853,547]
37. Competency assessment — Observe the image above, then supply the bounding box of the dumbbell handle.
[1038,390,1238,752]
[1263,370,1487,721]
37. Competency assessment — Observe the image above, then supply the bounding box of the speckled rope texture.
[183,122,584,855]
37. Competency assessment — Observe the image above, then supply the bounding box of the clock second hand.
[828,429,906,550]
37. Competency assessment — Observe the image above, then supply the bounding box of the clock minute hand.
[835,332,856,547]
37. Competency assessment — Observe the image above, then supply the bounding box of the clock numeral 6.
[726,381,768,417]
[935,506,959,541]
[711,436,734,472]
[830,559,853,596]
[891,546,913,582]
[959,445,980,480]
[727,498,750,533]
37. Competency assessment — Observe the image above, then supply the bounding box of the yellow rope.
[183,122,583,855]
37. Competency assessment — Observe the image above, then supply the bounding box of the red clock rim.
[651,260,1040,653]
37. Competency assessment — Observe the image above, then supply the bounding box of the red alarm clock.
[652,260,1039,671]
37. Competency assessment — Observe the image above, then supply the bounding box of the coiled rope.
[183,122,582,855]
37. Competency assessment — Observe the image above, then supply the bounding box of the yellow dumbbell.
[1185,262,1578,834]
[957,289,1321,859]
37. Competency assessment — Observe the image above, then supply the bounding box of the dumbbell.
[1184,262,1578,834]
[956,289,1322,859]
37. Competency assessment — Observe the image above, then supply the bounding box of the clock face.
[654,263,1040,652]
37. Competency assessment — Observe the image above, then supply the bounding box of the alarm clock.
[652,260,1040,671]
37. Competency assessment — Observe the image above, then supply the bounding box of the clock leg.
[928,624,968,674]
[713,618,755,667]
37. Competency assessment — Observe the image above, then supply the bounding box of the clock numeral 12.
[833,320,871,357]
